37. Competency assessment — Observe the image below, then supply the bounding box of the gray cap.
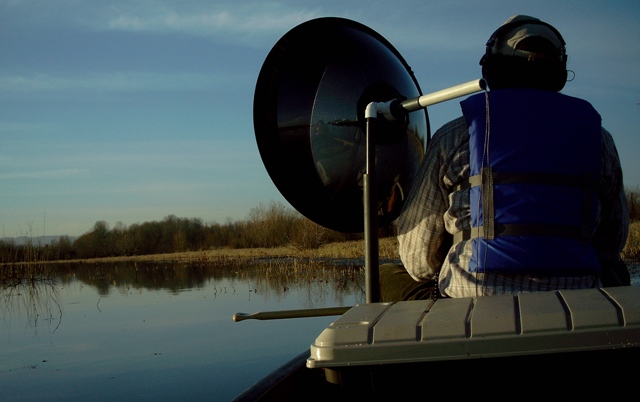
[489,15,564,59]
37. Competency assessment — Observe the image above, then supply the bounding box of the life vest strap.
[453,223,585,243]
[453,170,598,244]
[453,171,598,192]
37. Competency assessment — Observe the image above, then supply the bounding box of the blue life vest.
[459,89,602,275]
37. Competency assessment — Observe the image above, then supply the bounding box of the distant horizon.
[0,234,78,245]
[1,204,280,239]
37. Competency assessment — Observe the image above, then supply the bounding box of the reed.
[622,221,640,263]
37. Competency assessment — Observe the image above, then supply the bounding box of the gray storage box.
[308,286,640,368]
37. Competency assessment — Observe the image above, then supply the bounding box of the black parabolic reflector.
[254,17,429,233]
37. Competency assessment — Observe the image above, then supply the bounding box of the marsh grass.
[622,221,640,263]
[0,263,62,335]
[235,259,365,306]
[42,237,400,265]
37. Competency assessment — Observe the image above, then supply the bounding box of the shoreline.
[30,237,400,265]
[6,235,639,267]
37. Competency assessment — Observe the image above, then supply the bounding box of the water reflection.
[2,260,365,329]
[0,260,365,401]
[1,264,64,337]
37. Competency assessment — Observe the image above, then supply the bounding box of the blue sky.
[2,0,639,238]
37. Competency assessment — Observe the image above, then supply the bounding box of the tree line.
[3,187,640,265]
[0,202,393,264]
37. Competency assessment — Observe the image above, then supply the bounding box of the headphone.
[480,18,568,91]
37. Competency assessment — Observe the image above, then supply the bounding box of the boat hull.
[235,286,640,400]
[234,346,638,401]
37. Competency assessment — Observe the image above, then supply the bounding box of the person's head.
[480,15,568,91]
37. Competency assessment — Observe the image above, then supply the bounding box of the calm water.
[2,261,639,401]
[0,262,365,401]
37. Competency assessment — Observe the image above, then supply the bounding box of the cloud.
[0,72,228,95]
[2,1,323,47]
[106,3,321,41]
[0,168,88,180]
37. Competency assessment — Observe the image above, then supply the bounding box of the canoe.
[234,285,640,400]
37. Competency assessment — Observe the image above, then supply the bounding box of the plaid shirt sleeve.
[593,127,629,261]
[396,117,468,281]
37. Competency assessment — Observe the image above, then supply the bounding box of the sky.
[1,0,639,238]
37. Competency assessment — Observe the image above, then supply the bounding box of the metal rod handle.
[233,306,352,322]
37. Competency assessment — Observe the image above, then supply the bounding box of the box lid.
[308,286,640,368]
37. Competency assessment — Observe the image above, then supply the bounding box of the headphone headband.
[484,19,566,64]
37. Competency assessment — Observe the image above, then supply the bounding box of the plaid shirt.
[397,115,629,298]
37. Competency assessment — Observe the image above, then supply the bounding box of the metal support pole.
[364,116,380,303]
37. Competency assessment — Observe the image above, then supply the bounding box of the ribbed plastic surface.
[307,286,640,368]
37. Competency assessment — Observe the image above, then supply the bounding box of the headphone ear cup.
[481,54,514,89]
[551,67,568,91]
[481,56,493,87]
